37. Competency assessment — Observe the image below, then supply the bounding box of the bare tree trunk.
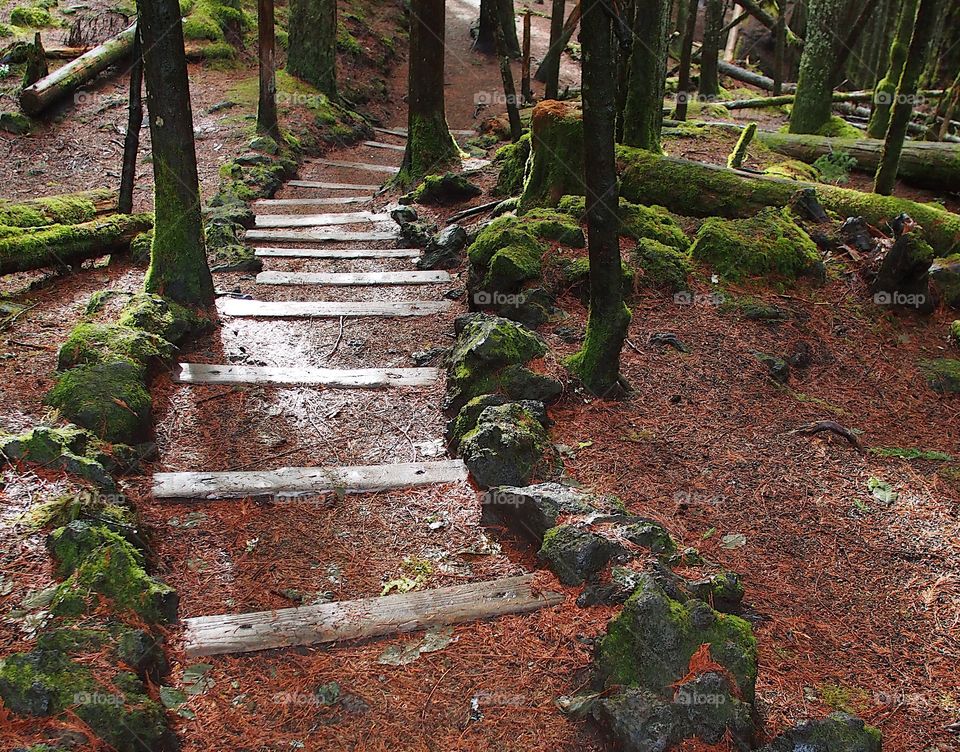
[118,28,143,215]
[699,0,723,98]
[521,9,532,103]
[622,0,669,151]
[773,11,785,95]
[543,0,567,98]
[257,0,281,140]
[535,1,581,85]
[495,0,523,141]
[674,0,699,120]
[137,0,213,306]
[566,0,630,396]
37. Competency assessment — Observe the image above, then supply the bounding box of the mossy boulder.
[481,482,622,542]
[690,207,823,282]
[816,116,864,139]
[597,572,758,702]
[447,394,548,449]
[919,359,960,393]
[630,238,692,292]
[48,521,178,623]
[930,254,960,309]
[759,712,881,752]
[404,172,483,205]
[458,402,551,488]
[35,622,165,678]
[9,5,55,27]
[556,195,688,251]
[0,111,31,135]
[539,524,619,585]
[46,362,152,445]
[494,133,531,196]
[951,321,960,348]
[129,230,154,264]
[0,425,116,491]
[118,293,207,345]
[58,323,173,376]
[519,208,586,247]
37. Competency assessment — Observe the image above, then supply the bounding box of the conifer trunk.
[543,0,567,98]
[257,0,281,141]
[287,0,337,99]
[118,28,143,215]
[699,0,723,99]
[674,0,699,120]
[622,0,669,151]
[867,0,918,138]
[788,0,844,134]
[476,0,520,57]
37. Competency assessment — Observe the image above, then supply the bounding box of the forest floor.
[2,0,960,751]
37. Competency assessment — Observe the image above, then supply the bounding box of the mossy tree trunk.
[673,0,699,120]
[137,0,213,306]
[543,0,567,98]
[399,0,461,185]
[788,0,844,134]
[830,0,881,86]
[476,0,520,57]
[622,0,669,151]
[257,0,281,141]
[286,0,337,99]
[874,0,941,195]
[566,0,630,396]
[118,28,143,215]
[698,0,723,99]
[867,0,918,138]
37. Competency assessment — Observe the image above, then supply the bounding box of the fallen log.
[717,60,796,93]
[19,22,137,116]
[665,121,960,192]
[0,213,153,275]
[0,189,118,227]
[834,101,960,143]
[616,147,959,255]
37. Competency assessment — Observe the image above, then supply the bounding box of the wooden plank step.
[253,212,393,228]
[217,298,452,318]
[373,126,475,138]
[254,246,419,260]
[253,196,371,208]
[287,180,380,191]
[363,140,406,152]
[256,270,451,286]
[175,363,441,387]
[245,228,397,243]
[315,159,400,175]
[181,574,563,657]
[153,458,468,500]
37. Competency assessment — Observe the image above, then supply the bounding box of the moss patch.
[919,359,960,393]
[494,133,531,197]
[403,172,482,205]
[117,293,207,345]
[630,238,692,292]
[764,159,821,181]
[58,323,173,376]
[0,425,117,491]
[9,5,55,27]
[459,402,550,488]
[0,190,113,228]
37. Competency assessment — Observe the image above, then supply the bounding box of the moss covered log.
[617,147,960,256]
[0,189,117,227]
[0,213,153,275]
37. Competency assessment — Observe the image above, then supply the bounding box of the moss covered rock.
[46,361,152,445]
[690,207,823,281]
[759,712,881,752]
[764,159,821,182]
[816,116,864,139]
[919,359,960,393]
[630,238,692,292]
[494,133,531,196]
[0,111,31,135]
[129,229,154,264]
[520,101,585,209]
[0,425,116,491]
[9,5,55,27]
[58,323,173,375]
[404,172,483,205]
[458,402,551,488]
[557,195,688,250]
[118,293,207,346]
[951,321,960,348]
[447,394,548,449]
[930,254,960,309]
[538,524,618,585]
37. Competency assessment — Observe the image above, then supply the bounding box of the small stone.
[418,225,468,270]
[538,524,616,585]
[754,352,790,384]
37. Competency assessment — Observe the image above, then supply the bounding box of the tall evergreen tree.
[566,0,630,395]
[257,0,281,141]
[699,0,723,99]
[137,0,213,306]
[475,0,520,57]
[287,0,337,98]
[788,0,844,134]
[867,0,919,138]
[622,0,669,151]
[874,0,941,194]
[400,0,461,184]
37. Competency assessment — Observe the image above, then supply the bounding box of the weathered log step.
[175,363,441,387]
[256,270,451,286]
[253,212,394,228]
[287,180,381,191]
[181,574,563,657]
[253,196,372,208]
[153,459,468,500]
[254,247,420,260]
[363,140,406,153]
[245,228,398,243]
[217,298,452,318]
[314,159,400,175]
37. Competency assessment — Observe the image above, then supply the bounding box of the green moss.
[520,208,586,246]
[403,172,482,205]
[520,101,585,209]
[951,321,960,347]
[45,361,152,445]
[0,425,116,491]
[129,229,153,264]
[618,201,688,250]
[764,159,821,181]
[919,359,960,393]
[494,133,531,196]
[816,116,864,139]
[459,402,550,488]
[0,110,31,134]
[118,293,207,345]
[690,207,823,281]
[727,122,756,169]
[931,254,960,307]
[869,446,954,461]
[468,215,547,268]
[395,112,462,187]
[336,21,362,54]
[0,22,15,36]
[560,256,635,295]
[182,0,249,41]
[684,99,731,119]
[630,238,691,292]
[58,323,173,375]
[485,243,543,290]
[27,489,137,532]
[0,190,112,227]
[10,5,55,27]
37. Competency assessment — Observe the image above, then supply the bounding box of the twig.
[785,420,863,451]
[326,316,345,358]
[0,302,39,332]
[446,199,506,225]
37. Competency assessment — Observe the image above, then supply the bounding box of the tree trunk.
[673,0,699,120]
[699,0,723,99]
[874,0,941,195]
[137,0,213,306]
[773,11,785,95]
[495,0,523,141]
[789,0,845,134]
[622,0,669,151]
[534,0,581,84]
[543,0,567,98]
[867,0,918,138]
[19,22,136,115]
[566,0,630,396]
[399,0,461,185]
[118,28,143,215]
[286,0,337,99]
[0,214,153,276]
[521,10,532,103]
[257,0,281,140]
[476,0,520,57]
[830,0,881,86]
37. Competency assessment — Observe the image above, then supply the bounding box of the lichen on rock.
[458,402,551,488]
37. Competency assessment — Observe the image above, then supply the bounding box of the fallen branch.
[446,198,504,225]
[785,420,863,451]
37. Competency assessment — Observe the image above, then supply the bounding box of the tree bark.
[476,0,521,57]
[495,0,523,141]
[866,0,918,138]
[622,0,669,151]
[137,0,213,306]
[874,0,941,195]
[257,0,281,140]
[830,0,881,86]
[789,0,845,134]
[399,0,461,185]
[699,0,723,99]
[118,28,143,215]
[673,0,699,120]
[534,0,581,84]
[566,0,630,396]
[543,0,567,98]
[286,0,337,99]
